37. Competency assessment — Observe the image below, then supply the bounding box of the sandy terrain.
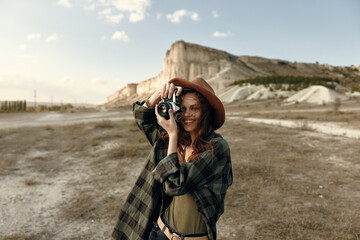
[284,85,349,104]
[217,84,358,104]
[0,110,132,130]
[240,118,360,139]
[0,104,359,239]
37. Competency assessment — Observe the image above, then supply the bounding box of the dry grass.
[0,118,150,238]
[1,109,359,239]
[217,119,360,240]
[106,144,148,159]
[0,158,15,176]
[294,120,314,131]
[0,230,52,240]
[21,177,40,186]
[60,189,125,222]
[94,120,116,129]
[56,120,149,224]
[245,110,360,123]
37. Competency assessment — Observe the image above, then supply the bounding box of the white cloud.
[97,7,124,24]
[166,9,200,23]
[212,31,233,38]
[84,3,96,10]
[46,34,59,43]
[58,0,150,24]
[156,13,162,19]
[190,12,200,21]
[105,14,124,24]
[129,12,144,23]
[18,44,27,50]
[27,33,42,40]
[99,0,150,23]
[166,9,186,23]
[57,0,72,8]
[212,10,219,18]
[101,36,108,40]
[111,31,129,42]
[99,8,112,15]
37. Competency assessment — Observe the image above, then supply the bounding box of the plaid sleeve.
[152,136,232,196]
[132,101,159,146]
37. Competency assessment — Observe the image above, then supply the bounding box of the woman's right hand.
[159,82,182,100]
[145,82,182,108]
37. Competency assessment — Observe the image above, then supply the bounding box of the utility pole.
[34,90,37,108]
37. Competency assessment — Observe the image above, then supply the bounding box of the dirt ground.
[0,103,359,240]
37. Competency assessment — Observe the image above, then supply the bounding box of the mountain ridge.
[103,40,360,106]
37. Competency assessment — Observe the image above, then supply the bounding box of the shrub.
[231,75,340,91]
[94,120,115,129]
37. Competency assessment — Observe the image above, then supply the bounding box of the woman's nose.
[183,108,191,116]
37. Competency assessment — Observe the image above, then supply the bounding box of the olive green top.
[165,193,207,235]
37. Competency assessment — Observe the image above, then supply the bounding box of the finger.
[166,83,171,99]
[155,104,159,116]
[168,109,174,121]
[161,84,168,100]
[175,86,182,96]
[168,83,175,99]
[155,105,163,125]
[155,104,163,119]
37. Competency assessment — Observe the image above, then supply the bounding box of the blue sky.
[0,0,359,104]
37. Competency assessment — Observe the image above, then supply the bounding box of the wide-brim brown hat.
[169,77,225,130]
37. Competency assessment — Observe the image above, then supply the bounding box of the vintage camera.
[157,89,183,122]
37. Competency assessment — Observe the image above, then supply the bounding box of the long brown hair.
[159,88,215,164]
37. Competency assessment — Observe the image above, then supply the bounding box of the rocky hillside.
[104,40,360,106]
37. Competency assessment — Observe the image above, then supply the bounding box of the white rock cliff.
[104,40,358,106]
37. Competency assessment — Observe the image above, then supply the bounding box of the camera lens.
[160,105,167,114]
[157,102,170,119]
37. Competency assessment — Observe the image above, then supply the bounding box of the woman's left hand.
[155,105,178,138]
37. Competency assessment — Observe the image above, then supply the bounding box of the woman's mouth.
[183,120,194,123]
[182,119,196,126]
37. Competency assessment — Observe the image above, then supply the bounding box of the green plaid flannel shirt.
[112,101,232,240]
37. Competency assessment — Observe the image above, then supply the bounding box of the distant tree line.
[231,75,340,91]
[28,104,74,112]
[0,100,27,112]
[0,100,74,113]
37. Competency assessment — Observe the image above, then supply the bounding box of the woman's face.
[180,93,202,134]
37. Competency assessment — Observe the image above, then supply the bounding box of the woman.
[112,77,232,240]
